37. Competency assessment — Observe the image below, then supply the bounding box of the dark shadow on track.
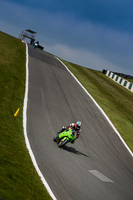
[62,146,89,158]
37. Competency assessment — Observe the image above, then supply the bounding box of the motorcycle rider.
[57,121,81,142]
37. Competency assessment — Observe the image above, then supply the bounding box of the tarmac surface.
[27,45,133,200]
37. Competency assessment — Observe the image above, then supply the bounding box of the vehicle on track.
[53,129,76,148]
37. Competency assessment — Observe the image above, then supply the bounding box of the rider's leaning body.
[58,121,81,141]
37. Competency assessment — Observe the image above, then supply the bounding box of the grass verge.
[61,60,133,153]
[0,31,52,200]
[128,79,133,84]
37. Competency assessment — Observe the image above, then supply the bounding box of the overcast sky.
[0,0,133,75]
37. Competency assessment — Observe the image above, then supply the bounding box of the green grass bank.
[0,31,52,200]
[61,60,133,153]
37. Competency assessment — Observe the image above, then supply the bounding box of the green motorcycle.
[53,129,76,148]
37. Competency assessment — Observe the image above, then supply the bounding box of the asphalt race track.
[27,45,133,200]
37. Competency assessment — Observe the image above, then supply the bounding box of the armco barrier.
[106,71,133,93]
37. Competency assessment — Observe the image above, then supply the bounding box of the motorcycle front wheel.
[58,138,68,148]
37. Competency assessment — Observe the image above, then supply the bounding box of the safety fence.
[106,71,133,93]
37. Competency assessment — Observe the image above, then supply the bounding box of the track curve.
[27,45,133,200]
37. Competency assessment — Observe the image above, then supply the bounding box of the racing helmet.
[76,121,81,130]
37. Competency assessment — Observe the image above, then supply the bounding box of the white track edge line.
[23,44,57,200]
[56,57,133,157]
